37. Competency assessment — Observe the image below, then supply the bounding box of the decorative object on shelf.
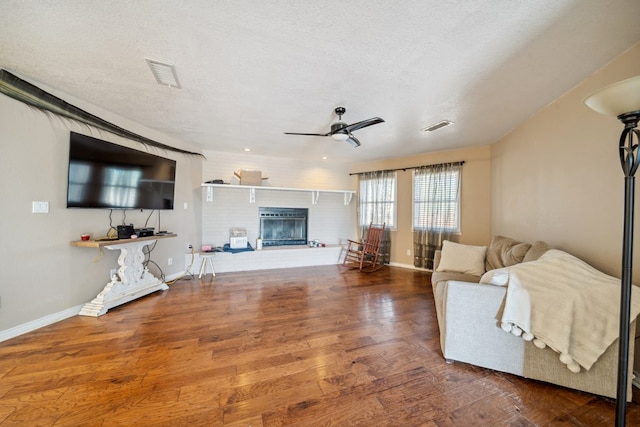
[585,75,640,427]
[229,227,248,249]
[234,170,268,186]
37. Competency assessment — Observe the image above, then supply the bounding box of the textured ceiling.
[1,1,639,163]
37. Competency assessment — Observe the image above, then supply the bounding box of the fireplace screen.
[259,207,308,247]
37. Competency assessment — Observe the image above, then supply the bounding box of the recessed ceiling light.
[145,58,181,88]
[243,148,251,152]
[421,120,454,132]
[322,156,327,160]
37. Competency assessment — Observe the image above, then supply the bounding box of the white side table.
[199,253,216,278]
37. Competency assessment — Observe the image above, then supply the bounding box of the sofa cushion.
[436,240,487,276]
[432,270,482,288]
[485,235,531,271]
[523,240,551,263]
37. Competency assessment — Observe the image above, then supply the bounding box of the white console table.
[70,234,176,317]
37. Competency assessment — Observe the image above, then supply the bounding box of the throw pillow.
[436,240,487,276]
[523,240,551,263]
[485,235,531,271]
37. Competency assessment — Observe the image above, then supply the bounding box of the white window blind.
[413,166,461,232]
[359,171,396,229]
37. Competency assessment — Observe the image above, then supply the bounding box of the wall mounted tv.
[67,132,176,210]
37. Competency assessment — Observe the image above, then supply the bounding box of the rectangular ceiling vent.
[145,58,181,88]
[422,120,454,132]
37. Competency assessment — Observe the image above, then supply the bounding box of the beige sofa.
[431,236,637,400]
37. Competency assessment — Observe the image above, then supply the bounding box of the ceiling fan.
[284,106,384,148]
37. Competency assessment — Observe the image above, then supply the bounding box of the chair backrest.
[362,223,385,253]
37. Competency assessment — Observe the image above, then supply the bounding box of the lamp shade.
[584,75,640,117]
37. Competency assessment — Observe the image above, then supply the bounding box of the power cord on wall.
[91,209,193,284]
[166,246,195,285]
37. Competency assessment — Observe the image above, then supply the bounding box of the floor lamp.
[585,75,640,427]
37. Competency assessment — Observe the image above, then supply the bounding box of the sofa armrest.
[437,280,526,374]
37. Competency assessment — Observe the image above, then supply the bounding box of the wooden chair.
[342,223,386,272]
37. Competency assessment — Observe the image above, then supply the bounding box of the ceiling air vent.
[422,120,454,132]
[145,58,181,88]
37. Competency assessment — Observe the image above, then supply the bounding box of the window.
[359,171,396,229]
[413,164,461,232]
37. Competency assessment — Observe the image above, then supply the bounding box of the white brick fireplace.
[196,150,357,272]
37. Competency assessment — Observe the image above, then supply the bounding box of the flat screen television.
[67,132,176,210]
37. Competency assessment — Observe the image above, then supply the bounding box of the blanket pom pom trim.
[560,353,581,373]
[533,338,546,349]
[503,323,583,373]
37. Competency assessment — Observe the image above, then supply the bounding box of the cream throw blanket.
[495,249,640,373]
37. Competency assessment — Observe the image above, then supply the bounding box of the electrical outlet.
[187,243,193,251]
[406,249,411,256]
[168,257,173,266]
[32,201,49,213]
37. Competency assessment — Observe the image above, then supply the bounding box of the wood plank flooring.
[0,265,639,426]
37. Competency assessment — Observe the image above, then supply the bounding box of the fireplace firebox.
[259,207,308,247]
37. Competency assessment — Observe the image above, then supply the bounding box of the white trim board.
[0,305,83,343]
[0,272,185,342]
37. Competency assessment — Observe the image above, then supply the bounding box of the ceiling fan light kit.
[331,128,349,142]
[285,106,384,148]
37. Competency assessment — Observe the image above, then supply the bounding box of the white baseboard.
[387,262,431,272]
[388,262,415,269]
[166,271,189,282]
[0,272,188,343]
[0,305,83,343]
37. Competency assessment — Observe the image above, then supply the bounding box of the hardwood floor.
[1,265,639,426]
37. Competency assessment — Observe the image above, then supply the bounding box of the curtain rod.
[349,160,465,176]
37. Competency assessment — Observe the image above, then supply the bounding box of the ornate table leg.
[79,239,169,316]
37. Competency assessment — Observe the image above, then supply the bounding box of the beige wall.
[349,145,492,267]
[0,86,202,333]
[491,42,640,281]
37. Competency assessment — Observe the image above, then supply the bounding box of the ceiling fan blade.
[346,134,361,148]
[284,132,330,137]
[344,117,384,133]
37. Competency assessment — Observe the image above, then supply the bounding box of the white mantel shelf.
[201,183,355,205]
